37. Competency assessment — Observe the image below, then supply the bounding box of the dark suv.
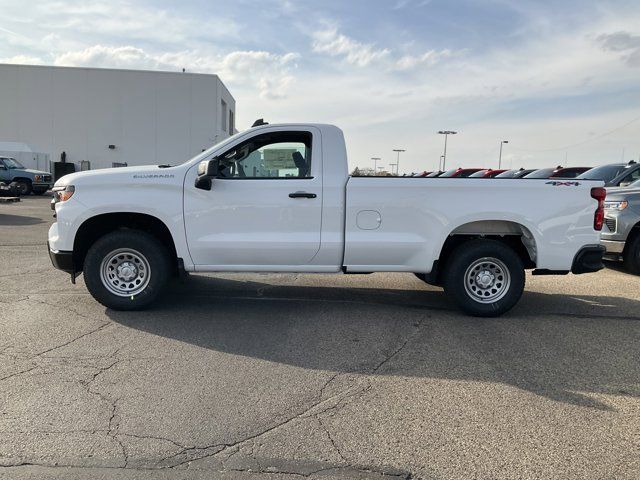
[576,161,640,187]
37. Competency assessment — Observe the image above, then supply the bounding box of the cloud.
[311,26,458,72]
[394,49,456,71]
[597,31,640,67]
[48,44,300,100]
[54,45,167,70]
[0,54,44,64]
[312,27,390,67]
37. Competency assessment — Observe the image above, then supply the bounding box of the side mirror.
[194,158,220,191]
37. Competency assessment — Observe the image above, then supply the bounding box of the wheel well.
[12,177,32,184]
[431,221,537,285]
[73,213,178,273]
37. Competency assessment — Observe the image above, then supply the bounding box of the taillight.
[591,187,606,231]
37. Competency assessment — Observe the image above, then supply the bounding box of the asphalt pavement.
[0,196,638,479]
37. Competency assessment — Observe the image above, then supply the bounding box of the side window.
[217,131,312,179]
[620,168,640,187]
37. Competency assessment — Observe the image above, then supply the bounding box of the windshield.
[495,170,519,178]
[1,157,25,169]
[523,168,555,179]
[469,170,489,177]
[179,130,251,166]
[439,169,459,177]
[576,164,627,182]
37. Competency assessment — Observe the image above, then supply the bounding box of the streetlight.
[393,149,405,175]
[498,140,509,169]
[438,131,457,171]
[371,157,381,175]
[439,155,445,171]
[389,163,397,175]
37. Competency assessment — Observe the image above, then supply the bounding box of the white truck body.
[48,123,606,316]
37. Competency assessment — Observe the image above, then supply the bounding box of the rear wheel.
[84,230,171,310]
[443,239,525,317]
[623,232,640,275]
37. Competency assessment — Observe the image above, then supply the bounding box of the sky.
[1,0,640,173]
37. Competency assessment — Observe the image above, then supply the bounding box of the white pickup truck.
[48,122,606,316]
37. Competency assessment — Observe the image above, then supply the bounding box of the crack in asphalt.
[156,374,371,470]
[372,318,424,374]
[0,365,38,382]
[32,322,112,358]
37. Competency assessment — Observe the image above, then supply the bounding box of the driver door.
[183,127,323,269]
[0,159,9,182]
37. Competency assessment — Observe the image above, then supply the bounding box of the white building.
[0,64,236,172]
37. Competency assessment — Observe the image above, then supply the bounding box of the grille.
[604,217,616,233]
[43,175,52,182]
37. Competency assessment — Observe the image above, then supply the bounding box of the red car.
[439,168,484,178]
[549,167,591,178]
[468,169,508,178]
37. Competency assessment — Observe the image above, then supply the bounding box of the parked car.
[469,169,508,178]
[49,122,606,317]
[549,167,591,178]
[0,157,53,195]
[495,168,536,178]
[439,168,484,178]
[600,183,640,273]
[523,167,563,179]
[425,170,444,177]
[576,161,640,187]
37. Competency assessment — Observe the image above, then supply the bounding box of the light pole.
[439,155,445,171]
[393,149,405,175]
[438,131,457,171]
[498,140,509,169]
[371,157,381,175]
[389,163,397,175]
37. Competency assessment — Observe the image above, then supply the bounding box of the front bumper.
[47,241,74,274]
[571,245,606,274]
[601,239,625,254]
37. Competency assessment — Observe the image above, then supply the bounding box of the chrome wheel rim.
[100,248,151,297]
[464,257,510,304]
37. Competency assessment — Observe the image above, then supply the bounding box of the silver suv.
[601,181,640,274]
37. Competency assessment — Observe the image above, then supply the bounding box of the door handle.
[289,192,317,198]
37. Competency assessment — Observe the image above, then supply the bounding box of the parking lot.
[0,195,638,479]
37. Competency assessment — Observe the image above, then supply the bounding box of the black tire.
[8,182,20,197]
[15,180,32,195]
[623,232,640,275]
[84,230,172,310]
[443,239,525,317]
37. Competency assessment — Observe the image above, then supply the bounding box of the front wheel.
[623,233,640,275]
[15,180,32,195]
[84,230,171,310]
[443,239,525,317]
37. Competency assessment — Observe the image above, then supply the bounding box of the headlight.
[34,175,42,182]
[604,200,628,211]
[52,185,75,203]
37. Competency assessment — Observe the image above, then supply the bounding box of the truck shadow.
[107,274,640,411]
[0,214,45,226]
